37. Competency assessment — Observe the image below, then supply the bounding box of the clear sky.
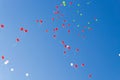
[0,0,120,80]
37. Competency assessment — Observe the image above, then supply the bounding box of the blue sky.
[0,0,120,80]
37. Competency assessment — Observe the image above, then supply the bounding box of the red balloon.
[82,30,85,32]
[61,41,65,45]
[68,30,70,33]
[20,27,24,31]
[81,64,85,67]
[64,45,67,48]
[88,74,92,78]
[68,24,71,27]
[62,24,65,28]
[74,64,78,68]
[52,18,54,21]
[63,20,66,22]
[64,51,66,54]
[53,35,56,38]
[16,38,20,42]
[56,5,59,9]
[40,19,43,24]
[0,24,4,28]
[67,46,71,50]
[69,2,73,5]
[55,28,58,31]
[76,48,79,52]
[46,29,48,32]
[1,56,5,60]
[24,29,28,33]
[36,20,39,23]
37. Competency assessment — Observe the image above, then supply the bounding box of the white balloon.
[4,60,9,65]
[70,63,74,66]
[10,68,14,72]
[25,73,29,77]
[119,53,120,57]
